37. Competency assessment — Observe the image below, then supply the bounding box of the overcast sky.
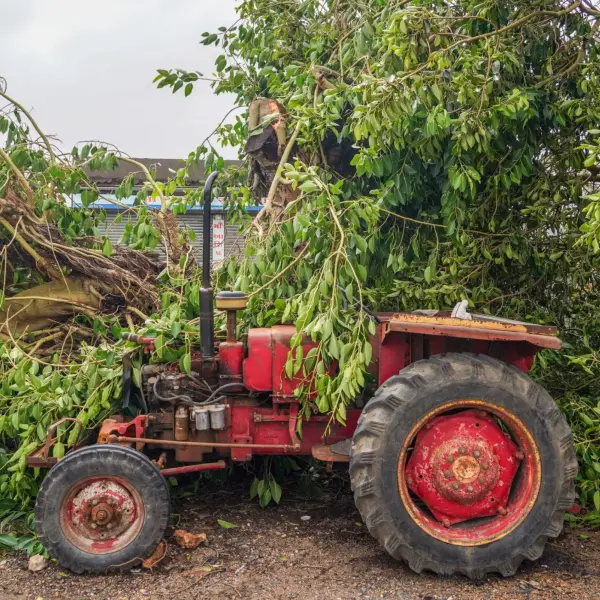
[0,0,238,159]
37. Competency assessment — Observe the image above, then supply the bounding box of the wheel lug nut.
[107,523,114,529]
[446,455,455,464]
[91,499,98,506]
[497,506,507,516]
[458,447,466,456]
[481,462,489,471]
[452,482,460,490]
[467,485,474,493]
[473,450,481,458]
[478,477,486,485]
[406,476,413,485]
[444,471,451,479]
[515,450,524,460]
[91,523,97,529]
[441,518,451,528]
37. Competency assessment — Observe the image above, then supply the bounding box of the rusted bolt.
[458,446,467,456]
[444,471,451,479]
[473,449,481,459]
[446,455,455,464]
[91,499,99,506]
[91,523,97,530]
[515,450,524,460]
[109,498,117,506]
[441,517,451,528]
[497,506,507,516]
[478,477,486,485]
[481,462,489,471]
[452,482,460,490]
[467,485,474,493]
[406,476,413,485]
[107,523,114,529]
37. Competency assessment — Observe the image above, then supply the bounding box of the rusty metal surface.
[26,417,84,468]
[111,435,295,450]
[60,475,144,554]
[311,442,351,463]
[384,313,561,349]
[160,460,227,476]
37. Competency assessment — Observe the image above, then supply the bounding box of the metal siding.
[99,210,244,261]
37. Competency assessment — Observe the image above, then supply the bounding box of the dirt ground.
[1,482,599,600]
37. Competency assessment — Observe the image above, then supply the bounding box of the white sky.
[0,0,238,158]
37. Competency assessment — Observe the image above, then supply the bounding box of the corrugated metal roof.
[85,158,242,185]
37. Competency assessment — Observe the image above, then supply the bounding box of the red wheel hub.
[61,477,143,554]
[406,409,522,525]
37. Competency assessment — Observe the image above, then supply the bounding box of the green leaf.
[595,490,600,512]
[102,237,113,257]
[250,477,260,500]
[181,352,192,375]
[217,519,239,529]
[270,479,282,504]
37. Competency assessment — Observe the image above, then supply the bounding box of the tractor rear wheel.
[350,353,577,579]
[35,444,170,573]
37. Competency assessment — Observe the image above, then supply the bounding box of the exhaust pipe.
[200,171,219,359]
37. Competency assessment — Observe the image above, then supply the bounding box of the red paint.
[378,330,410,386]
[406,410,520,524]
[220,403,361,459]
[160,460,227,476]
[401,405,539,544]
[117,415,147,438]
[243,326,319,398]
[219,341,244,386]
[244,328,273,391]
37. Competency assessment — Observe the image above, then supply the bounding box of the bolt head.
[446,455,455,464]
[444,470,451,479]
[473,449,481,458]
[497,506,507,516]
[481,462,489,471]
[91,499,98,506]
[406,476,413,486]
[458,446,467,456]
[467,485,474,493]
[452,482,460,490]
[107,523,114,529]
[91,523,97,530]
[441,518,451,528]
[478,477,486,485]
[515,450,524,460]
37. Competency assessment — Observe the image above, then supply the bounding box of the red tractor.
[30,174,577,579]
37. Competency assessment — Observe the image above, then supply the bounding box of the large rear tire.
[35,444,170,573]
[350,353,577,579]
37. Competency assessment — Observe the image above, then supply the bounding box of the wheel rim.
[398,399,541,546]
[60,476,145,554]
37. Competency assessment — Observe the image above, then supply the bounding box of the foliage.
[155,0,600,518]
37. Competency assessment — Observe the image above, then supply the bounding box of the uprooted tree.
[3,0,600,533]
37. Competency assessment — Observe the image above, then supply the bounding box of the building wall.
[99,209,246,264]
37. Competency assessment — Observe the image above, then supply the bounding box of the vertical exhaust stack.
[200,171,219,359]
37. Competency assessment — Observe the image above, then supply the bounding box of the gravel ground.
[0,483,598,600]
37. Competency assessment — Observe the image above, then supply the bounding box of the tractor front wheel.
[350,353,577,579]
[35,444,170,573]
